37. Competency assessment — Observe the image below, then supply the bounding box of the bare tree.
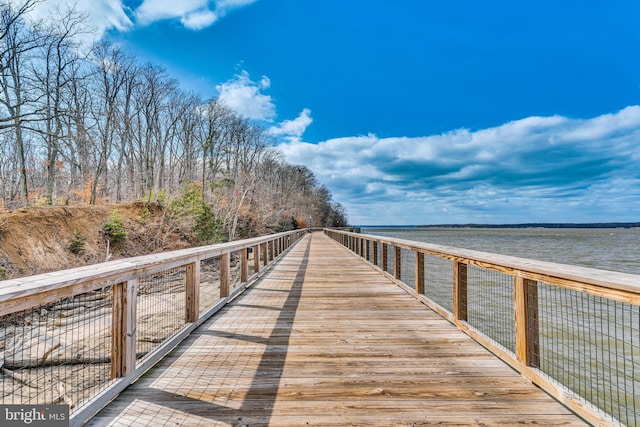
[34,5,86,204]
[0,4,350,232]
[0,0,44,205]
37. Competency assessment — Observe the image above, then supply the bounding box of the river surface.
[360,227,640,275]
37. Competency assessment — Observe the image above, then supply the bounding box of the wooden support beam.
[262,242,268,267]
[253,244,260,273]
[415,251,425,294]
[394,245,402,280]
[515,277,540,367]
[365,239,371,262]
[185,262,200,323]
[111,279,137,378]
[382,243,388,272]
[220,253,230,298]
[373,241,379,267]
[453,261,468,322]
[241,248,249,283]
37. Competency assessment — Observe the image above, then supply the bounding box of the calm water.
[361,227,640,275]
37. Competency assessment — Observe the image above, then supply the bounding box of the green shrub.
[103,210,128,245]
[137,207,152,224]
[68,230,86,255]
[169,182,226,244]
[143,189,168,205]
[194,203,225,244]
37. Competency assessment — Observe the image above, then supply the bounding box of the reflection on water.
[362,227,640,275]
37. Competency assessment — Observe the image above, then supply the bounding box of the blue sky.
[30,0,640,225]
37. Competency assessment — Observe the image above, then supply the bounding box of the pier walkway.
[87,232,585,426]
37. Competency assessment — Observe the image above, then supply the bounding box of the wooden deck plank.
[87,232,587,426]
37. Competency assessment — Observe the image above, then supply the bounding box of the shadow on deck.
[87,233,586,426]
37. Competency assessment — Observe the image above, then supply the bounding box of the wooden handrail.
[325,228,640,427]
[326,229,640,301]
[0,231,305,317]
[0,229,307,427]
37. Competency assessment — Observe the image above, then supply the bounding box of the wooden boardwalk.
[88,232,586,426]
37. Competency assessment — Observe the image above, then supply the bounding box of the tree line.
[0,1,348,240]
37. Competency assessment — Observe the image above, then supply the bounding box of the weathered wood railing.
[325,229,640,427]
[0,229,306,427]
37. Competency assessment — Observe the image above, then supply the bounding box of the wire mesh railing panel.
[362,240,370,263]
[200,257,223,314]
[385,245,395,275]
[537,282,640,426]
[373,242,381,268]
[424,255,453,312]
[466,266,515,353]
[136,267,187,362]
[0,287,114,414]
[399,247,416,288]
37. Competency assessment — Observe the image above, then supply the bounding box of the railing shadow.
[88,234,311,425]
[236,235,310,423]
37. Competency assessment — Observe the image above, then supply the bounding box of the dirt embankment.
[0,202,186,280]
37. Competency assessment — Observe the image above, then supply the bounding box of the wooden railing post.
[253,244,260,273]
[453,261,468,322]
[365,239,371,262]
[220,252,230,298]
[185,262,200,323]
[394,245,402,280]
[382,243,388,272]
[373,241,379,267]
[261,242,268,267]
[111,279,137,378]
[515,277,540,367]
[241,248,249,283]
[415,251,425,294]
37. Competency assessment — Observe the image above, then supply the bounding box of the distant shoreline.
[360,222,640,229]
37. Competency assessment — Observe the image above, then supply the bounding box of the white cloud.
[135,0,208,25]
[216,71,276,121]
[181,9,219,30]
[269,109,313,142]
[217,0,259,7]
[19,0,132,42]
[24,0,260,37]
[135,0,259,30]
[278,106,640,225]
